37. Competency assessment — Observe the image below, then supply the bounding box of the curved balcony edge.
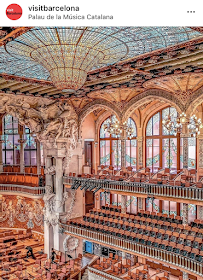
[61,223,203,278]
[63,177,203,203]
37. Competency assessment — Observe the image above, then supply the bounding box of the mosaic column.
[122,251,126,260]
[137,137,144,169]
[138,197,143,211]
[182,203,188,226]
[35,139,41,175]
[121,137,126,168]
[0,140,4,172]
[180,132,189,170]
[182,272,188,280]
[121,195,127,214]
[18,139,26,173]
[198,206,203,220]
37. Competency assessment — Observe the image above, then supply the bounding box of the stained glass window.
[2,115,37,166]
[3,115,20,165]
[100,116,137,169]
[146,107,181,172]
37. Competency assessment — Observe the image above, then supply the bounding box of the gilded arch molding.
[122,89,184,122]
[78,99,122,133]
[185,86,203,115]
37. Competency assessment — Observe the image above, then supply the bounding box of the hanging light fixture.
[103,117,134,139]
[5,27,129,94]
[162,112,203,137]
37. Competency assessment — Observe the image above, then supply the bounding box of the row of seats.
[0,173,44,187]
[3,165,44,175]
[70,218,203,262]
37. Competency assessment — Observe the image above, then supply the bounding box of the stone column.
[182,203,188,226]
[121,137,126,168]
[35,139,41,175]
[18,139,25,173]
[53,221,60,251]
[45,155,53,190]
[182,271,188,280]
[121,195,127,214]
[44,222,53,258]
[55,156,64,213]
[137,137,144,169]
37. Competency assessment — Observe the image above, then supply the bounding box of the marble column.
[121,137,126,168]
[45,156,53,190]
[182,271,188,280]
[55,156,64,213]
[182,203,188,226]
[18,139,25,173]
[121,195,127,214]
[44,222,53,258]
[53,221,60,251]
[78,155,83,175]
[35,139,41,175]
[137,137,143,169]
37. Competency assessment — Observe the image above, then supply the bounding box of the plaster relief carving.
[63,235,79,253]
[43,185,68,226]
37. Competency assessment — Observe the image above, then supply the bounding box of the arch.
[122,89,183,122]
[78,99,122,136]
[185,85,203,115]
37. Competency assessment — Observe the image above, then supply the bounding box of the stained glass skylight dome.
[2,27,202,92]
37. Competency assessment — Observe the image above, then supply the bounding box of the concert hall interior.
[0,26,203,279]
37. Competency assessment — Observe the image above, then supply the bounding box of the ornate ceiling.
[0,26,203,116]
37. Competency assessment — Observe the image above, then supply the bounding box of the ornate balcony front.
[61,223,203,278]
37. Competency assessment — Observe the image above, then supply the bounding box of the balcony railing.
[61,223,203,277]
[0,184,45,196]
[88,266,122,280]
[63,177,203,202]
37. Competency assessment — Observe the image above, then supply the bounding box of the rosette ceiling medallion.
[4,27,201,94]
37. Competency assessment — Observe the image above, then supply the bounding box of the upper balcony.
[63,176,203,204]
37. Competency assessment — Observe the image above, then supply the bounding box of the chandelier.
[5,27,129,93]
[162,112,202,137]
[104,118,134,139]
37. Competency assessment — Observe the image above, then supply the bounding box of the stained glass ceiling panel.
[0,26,201,81]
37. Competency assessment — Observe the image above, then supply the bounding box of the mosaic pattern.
[0,27,201,81]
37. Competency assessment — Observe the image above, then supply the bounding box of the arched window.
[146,107,196,172]
[2,115,37,166]
[3,115,20,165]
[100,116,137,169]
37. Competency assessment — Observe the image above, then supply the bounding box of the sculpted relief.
[0,94,79,167]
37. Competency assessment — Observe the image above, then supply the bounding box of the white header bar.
[0,0,202,26]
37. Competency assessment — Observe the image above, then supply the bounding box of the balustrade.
[63,177,203,202]
[0,184,45,196]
